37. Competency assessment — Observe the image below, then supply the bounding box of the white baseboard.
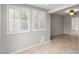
[10,40,50,54]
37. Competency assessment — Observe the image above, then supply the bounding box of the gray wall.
[51,14,64,36]
[1,4,50,53]
[64,15,79,34]
[0,4,1,53]
[64,16,72,34]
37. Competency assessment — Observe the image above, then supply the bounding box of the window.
[71,17,79,32]
[6,5,47,34]
[32,9,46,31]
[39,11,46,31]
[6,6,31,34]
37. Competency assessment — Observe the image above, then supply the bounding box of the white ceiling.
[53,4,79,16]
[30,4,78,16]
[30,4,72,10]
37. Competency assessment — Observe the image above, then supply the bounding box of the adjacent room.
[0,4,79,54]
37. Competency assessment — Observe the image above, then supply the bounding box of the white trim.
[10,40,50,54]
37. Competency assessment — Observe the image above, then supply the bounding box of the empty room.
[0,4,79,54]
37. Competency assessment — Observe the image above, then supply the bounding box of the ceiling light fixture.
[69,10,75,16]
[69,9,78,16]
[66,9,78,16]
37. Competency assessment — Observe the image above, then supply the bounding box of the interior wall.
[1,4,50,53]
[64,14,79,53]
[51,14,64,36]
[64,16,71,34]
[0,4,1,53]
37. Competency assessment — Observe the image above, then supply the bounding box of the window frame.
[6,5,31,34]
[32,9,47,32]
[71,16,79,33]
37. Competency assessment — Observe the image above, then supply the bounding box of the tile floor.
[18,34,79,54]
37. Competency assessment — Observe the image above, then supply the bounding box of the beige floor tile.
[18,34,79,54]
